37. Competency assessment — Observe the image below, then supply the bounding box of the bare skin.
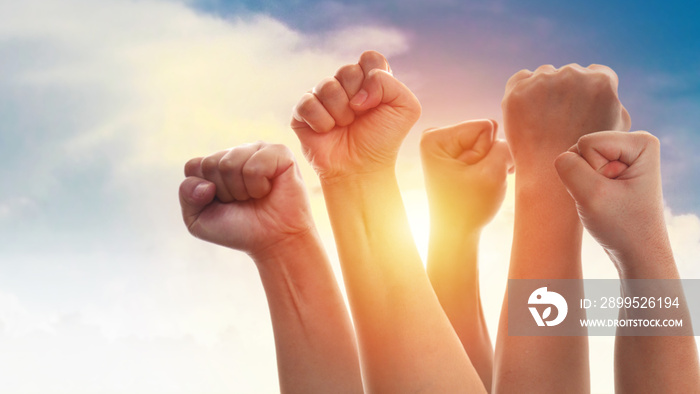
[420,119,513,391]
[178,142,363,394]
[292,51,487,393]
[494,64,631,393]
[556,130,700,393]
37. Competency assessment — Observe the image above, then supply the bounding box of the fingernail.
[193,183,210,199]
[350,89,368,106]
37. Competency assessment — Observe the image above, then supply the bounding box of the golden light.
[401,188,432,266]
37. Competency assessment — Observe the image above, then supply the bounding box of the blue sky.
[194,0,700,211]
[0,0,698,392]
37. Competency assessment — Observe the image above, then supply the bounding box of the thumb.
[350,69,421,122]
[420,119,495,163]
[454,119,495,165]
[554,150,601,204]
[179,177,216,231]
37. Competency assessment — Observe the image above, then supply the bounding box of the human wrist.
[319,166,396,188]
[249,227,320,266]
[606,232,678,279]
[513,159,565,186]
[515,177,578,211]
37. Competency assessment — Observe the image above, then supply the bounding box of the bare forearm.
[427,230,481,313]
[427,229,493,391]
[614,243,700,393]
[509,182,583,278]
[494,181,589,393]
[321,170,485,393]
[253,230,363,394]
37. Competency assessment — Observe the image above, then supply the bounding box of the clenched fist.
[554,131,666,270]
[420,119,512,231]
[291,50,421,181]
[502,64,631,175]
[178,142,313,258]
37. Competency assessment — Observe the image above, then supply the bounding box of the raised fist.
[502,64,631,174]
[554,131,665,267]
[291,50,421,181]
[420,119,512,231]
[178,142,313,257]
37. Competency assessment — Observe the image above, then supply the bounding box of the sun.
[401,188,431,267]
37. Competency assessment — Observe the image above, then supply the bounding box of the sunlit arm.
[427,227,493,390]
[421,119,513,392]
[321,170,486,393]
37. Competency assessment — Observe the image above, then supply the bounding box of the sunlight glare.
[401,188,431,267]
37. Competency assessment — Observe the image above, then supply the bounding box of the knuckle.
[591,75,617,99]
[242,160,262,178]
[218,156,236,173]
[241,165,257,179]
[270,143,291,155]
[314,77,343,100]
[508,69,532,82]
[264,143,289,158]
[296,93,317,118]
[201,155,219,175]
[272,144,297,170]
[372,67,393,78]
[588,63,606,69]
[562,62,584,70]
[504,70,533,96]
[591,70,615,85]
[184,157,201,174]
[360,50,386,64]
[251,140,269,150]
[576,132,593,147]
[558,64,584,78]
[335,64,359,79]
[534,64,555,74]
[589,64,618,79]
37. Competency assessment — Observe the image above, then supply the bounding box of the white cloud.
[666,208,700,278]
[312,25,408,59]
[0,0,408,392]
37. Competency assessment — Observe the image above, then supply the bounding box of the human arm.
[291,51,486,393]
[555,130,700,393]
[493,64,631,393]
[420,119,512,391]
[178,142,363,394]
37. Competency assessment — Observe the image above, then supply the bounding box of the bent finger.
[242,144,296,199]
[179,177,216,231]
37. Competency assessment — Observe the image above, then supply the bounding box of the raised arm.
[555,130,700,393]
[291,51,486,393]
[178,142,363,394]
[494,64,631,393]
[420,119,512,391]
